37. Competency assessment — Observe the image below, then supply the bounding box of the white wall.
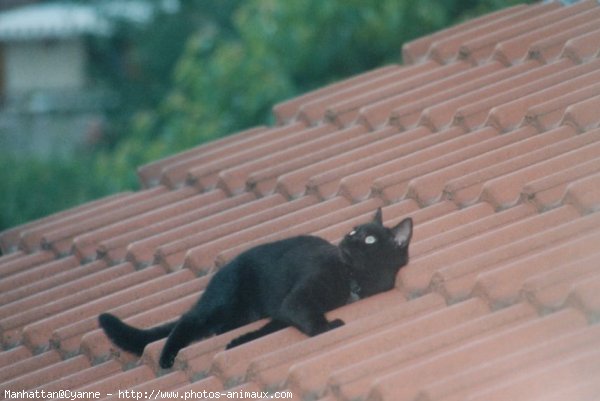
[4,37,86,95]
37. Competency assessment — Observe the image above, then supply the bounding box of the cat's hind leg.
[98,313,176,356]
[226,320,288,349]
[159,310,215,369]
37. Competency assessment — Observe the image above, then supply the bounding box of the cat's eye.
[349,230,357,236]
[365,235,377,245]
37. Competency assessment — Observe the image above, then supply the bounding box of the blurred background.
[0,0,531,232]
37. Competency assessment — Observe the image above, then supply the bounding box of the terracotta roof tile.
[1,2,599,399]
[444,125,591,207]
[487,67,600,133]
[522,250,600,313]
[490,7,600,66]
[137,126,268,188]
[217,124,339,195]
[20,188,167,254]
[1,355,91,395]
[465,347,600,401]
[474,214,600,308]
[56,270,201,358]
[520,157,600,212]
[33,360,122,396]
[402,4,527,63]
[418,324,600,401]
[0,192,132,254]
[384,60,515,130]
[292,297,494,400]
[273,65,399,124]
[215,198,383,267]
[296,61,439,126]
[560,93,600,132]
[248,293,444,390]
[0,253,75,296]
[403,204,576,299]
[562,171,600,214]
[186,122,308,191]
[332,302,537,401]
[0,350,58,384]
[452,58,600,132]
[155,194,311,272]
[560,26,600,63]
[371,126,498,204]
[247,125,370,197]
[418,59,571,132]
[568,275,600,322]
[408,126,553,206]
[368,308,587,401]
[0,250,55,280]
[99,191,253,265]
[434,205,584,304]
[118,192,257,268]
[458,0,597,64]
[44,187,197,257]
[184,196,349,274]
[421,3,560,64]
[311,126,465,201]
[527,19,600,64]
[480,140,600,210]
[72,189,226,262]
[325,61,468,128]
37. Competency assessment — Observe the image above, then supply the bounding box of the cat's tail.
[98,313,176,356]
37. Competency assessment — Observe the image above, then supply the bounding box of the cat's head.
[339,208,413,297]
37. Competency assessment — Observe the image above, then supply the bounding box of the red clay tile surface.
[2,2,600,400]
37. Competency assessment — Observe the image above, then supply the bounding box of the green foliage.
[0,153,117,230]
[0,0,531,234]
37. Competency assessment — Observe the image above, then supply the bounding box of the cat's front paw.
[159,352,176,369]
[327,319,345,330]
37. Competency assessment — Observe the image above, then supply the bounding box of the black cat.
[98,208,413,369]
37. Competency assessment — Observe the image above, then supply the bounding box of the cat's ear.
[392,218,413,247]
[372,207,383,226]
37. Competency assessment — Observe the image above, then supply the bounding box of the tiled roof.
[2,1,600,400]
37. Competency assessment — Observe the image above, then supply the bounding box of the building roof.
[0,1,165,41]
[0,3,110,41]
[1,1,600,400]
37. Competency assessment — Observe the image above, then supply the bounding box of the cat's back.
[241,235,337,268]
